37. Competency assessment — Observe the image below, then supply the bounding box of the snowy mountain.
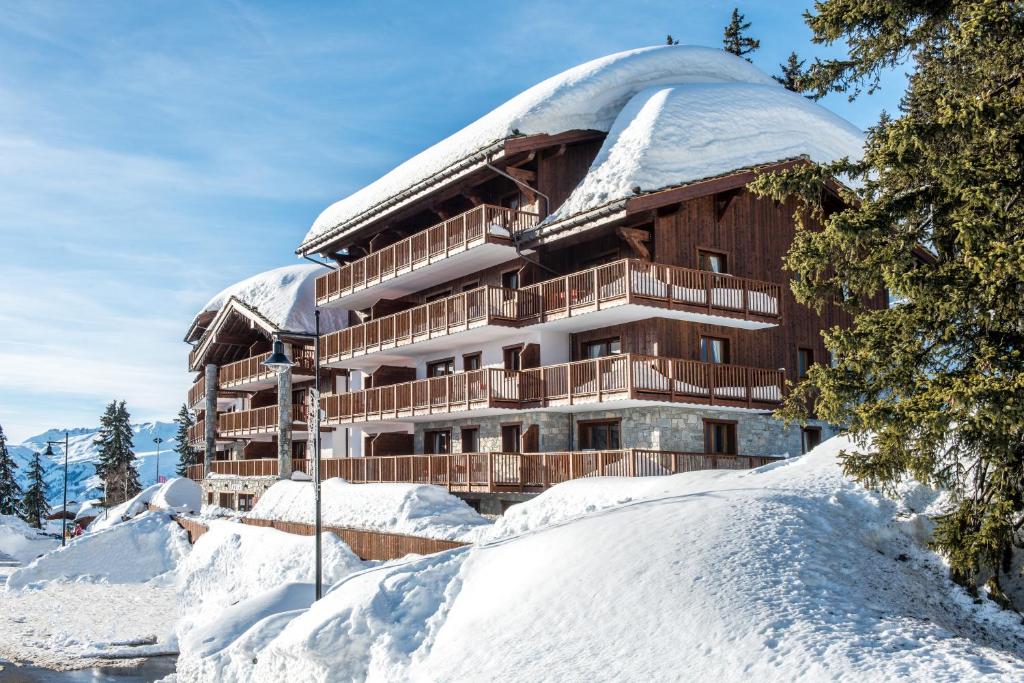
[9,421,180,504]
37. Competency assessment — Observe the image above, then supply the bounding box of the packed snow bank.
[6,511,189,589]
[196,264,347,334]
[190,436,1024,682]
[246,478,491,541]
[0,514,58,564]
[150,476,201,513]
[301,45,775,250]
[550,82,864,222]
[88,483,161,532]
[175,521,367,679]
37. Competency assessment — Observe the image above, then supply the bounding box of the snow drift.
[0,514,58,564]
[245,478,492,541]
[178,436,1024,681]
[87,482,162,532]
[150,476,202,513]
[6,511,189,589]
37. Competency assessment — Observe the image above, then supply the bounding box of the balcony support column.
[277,344,294,479]
[203,364,217,471]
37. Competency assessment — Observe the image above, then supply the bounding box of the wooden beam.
[503,129,605,156]
[714,188,742,222]
[506,167,536,183]
[616,227,651,261]
[213,334,253,347]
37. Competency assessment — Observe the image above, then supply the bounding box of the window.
[700,336,731,364]
[461,281,479,292]
[500,192,521,210]
[797,348,814,379]
[801,427,822,454]
[424,430,451,454]
[427,358,455,377]
[704,420,737,455]
[578,420,621,450]
[698,249,728,273]
[425,289,452,303]
[461,427,480,453]
[218,492,233,508]
[463,353,482,371]
[237,493,255,513]
[207,492,214,505]
[501,424,521,453]
[292,441,306,459]
[582,337,622,359]
[501,270,520,290]
[503,345,522,371]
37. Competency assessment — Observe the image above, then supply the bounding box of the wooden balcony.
[187,375,206,409]
[320,354,784,425]
[320,259,782,369]
[321,286,519,366]
[315,204,538,310]
[184,450,782,491]
[218,348,316,391]
[217,405,308,438]
[187,419,205,447]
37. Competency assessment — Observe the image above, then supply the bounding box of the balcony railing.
[219,347,316,389]
[184,450,782,490]
[315,204,538,307]
[321,286,519,363]
[320,354,784,424]
[187,375,206,409]
[187,419,205,446]
[217,405,308,437]
[320,259,782,364]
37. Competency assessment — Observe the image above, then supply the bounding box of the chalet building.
[185,46,866,512]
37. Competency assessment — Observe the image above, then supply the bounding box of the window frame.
[801,426,822,454]
[703,419,738,455]
[500,423,522,453]
[699,335,732,364]
[696,247,730,274]
[462,352,482,372]
[501,269,520,290]
[460,426,480,453]
[503,344,523,371]
[797,347,814,379]
[581,337,622,359]
[577,418,622,451]
[424,429,452,455]
[426,357,455,377]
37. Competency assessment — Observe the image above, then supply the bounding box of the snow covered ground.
[246,478,492,541]
[177,436,1024,682]
[0,511,188,670]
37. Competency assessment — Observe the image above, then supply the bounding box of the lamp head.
[44,443,54,457]
[263,338,293,375]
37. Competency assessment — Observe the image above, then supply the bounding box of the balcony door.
[698,249,729,274]
[699,336,731,364]
[582,337,621,359]
[501,424,521,453]
[578,420,621,451]
[425,429,451,455]
[427,358,455,377]
[704,420,737,455]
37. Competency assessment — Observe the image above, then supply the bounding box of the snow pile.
[6,511,189,589]
[182,436,1024,681]
[197,263,347,334]
[245,478,492,541]
[150,476,201,513]
[301,45,775,250]
[74,498,104,521]
[0,514,58,564]
[174,521,367,680]
[551,82,864,221]
[87,482,162,532]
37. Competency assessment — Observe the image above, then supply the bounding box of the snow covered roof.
[299,45,779,253]
[547,82,864,223]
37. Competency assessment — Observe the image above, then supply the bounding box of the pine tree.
[749,1,1024,602]
[0,424,22,517]
[722,7,759,61]
[773,51,808,94]
[21,451,47,528]
[174,403,198,477]
[666,34,679,46]
[95,400,140,504]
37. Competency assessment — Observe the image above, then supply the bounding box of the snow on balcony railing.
[319,354,784,424]
[315,204,538,306]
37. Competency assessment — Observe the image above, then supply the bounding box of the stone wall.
[414,407,837,457]
[201,476,278,509]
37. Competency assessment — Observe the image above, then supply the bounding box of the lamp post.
[264,309,323,601]
[44,431,69,546]
[153,437,164,483]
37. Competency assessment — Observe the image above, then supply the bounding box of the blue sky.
[0,1,904,442]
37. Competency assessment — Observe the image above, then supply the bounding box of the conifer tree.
[0,424,22,517]
[666,34,679,46]
[773,51,808,94]
[173,404,198,477]
[21,451,48,528]
[722,7,759,61]
[749,1,1024,601]
[96,400,140,504]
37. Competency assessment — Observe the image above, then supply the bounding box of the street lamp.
[44,431,69,547]
[263,309,324,601]
[153,437,164,483]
